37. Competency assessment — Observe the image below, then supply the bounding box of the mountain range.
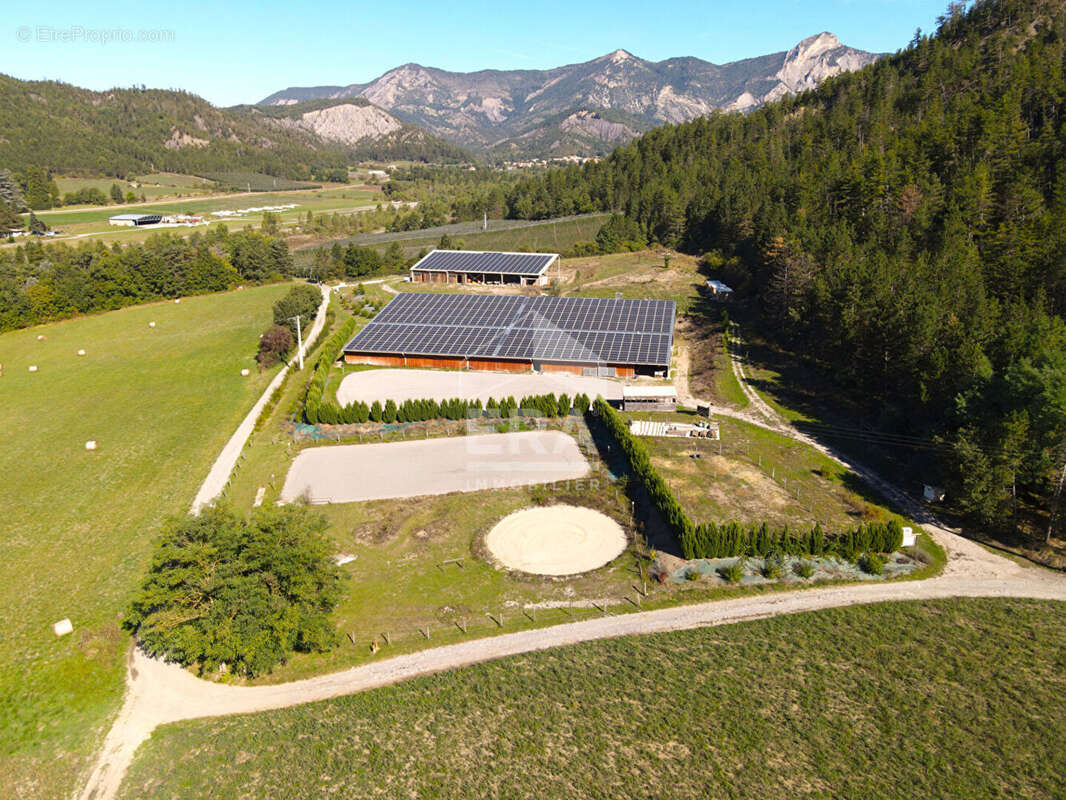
[261,33,881,158]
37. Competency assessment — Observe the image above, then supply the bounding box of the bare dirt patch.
[484,505,627,575]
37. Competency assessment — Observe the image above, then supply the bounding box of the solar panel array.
[345,293,675,368]
[410,250,557,276]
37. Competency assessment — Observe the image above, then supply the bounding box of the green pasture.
[0,283,291,800]
[632,413,902,532]
[32,185,380,227]
[54,175,205,202]
[120,598,1066,800]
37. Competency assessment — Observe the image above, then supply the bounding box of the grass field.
[635,414,897,532]
[562,250,704,310]
[54,175,212,202]
[118,597,1066,800]
[0,283,292,800]
[296,214,612,263]
[33,186,378,227]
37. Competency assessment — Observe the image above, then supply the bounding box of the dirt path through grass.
[78,318,1066,800]
[78,522,1066,800]
[189,283,335,513]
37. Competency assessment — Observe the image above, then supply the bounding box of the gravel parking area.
[336,369,623,407]
[280,430,590,504]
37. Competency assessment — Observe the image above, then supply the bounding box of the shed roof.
[109,213,160,222]
[411,249,558,276]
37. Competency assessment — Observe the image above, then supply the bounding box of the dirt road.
[189,283,337,514]
[77,520,1066,800]
[78,320,1066,800]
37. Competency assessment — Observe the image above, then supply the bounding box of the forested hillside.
[0,227,294,330]
[0,76,356,180]
[504,0,1066,534]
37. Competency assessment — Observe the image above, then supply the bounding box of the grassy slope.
[0,284,291,800]
[298,214,613,262]
[637,414,899,531]
[120,598,1066,800]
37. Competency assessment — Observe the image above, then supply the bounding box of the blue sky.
[5,0,954,106]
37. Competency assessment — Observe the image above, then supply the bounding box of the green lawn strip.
[0,283,291,800]
[34,187,379,226]
[120,598,1066,800]
[623,411,916,535]
[715,334,750,409]
[302,214,613,260]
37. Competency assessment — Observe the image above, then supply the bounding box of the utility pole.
[291,315,305,370]
[1047,457,1066,544]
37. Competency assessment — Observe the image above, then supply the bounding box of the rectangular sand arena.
[336,369,624,408]
[280,430,590,504]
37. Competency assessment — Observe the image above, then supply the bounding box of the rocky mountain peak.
[603,49,637,64]
[788,32,842,60]
[775,31,879,93]
[260,34,882,158]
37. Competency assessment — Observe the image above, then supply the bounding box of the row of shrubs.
[594,397,695,544]
[683,519,905,562]
[312,391,594,426]
[593,397,906,564]
[303,317,360,423]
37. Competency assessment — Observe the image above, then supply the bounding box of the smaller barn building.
[706,280,734,300]
[108,213,163,227]
[410,249,559,286]
[621,385,678,412]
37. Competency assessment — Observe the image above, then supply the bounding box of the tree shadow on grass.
[584,412,683,559]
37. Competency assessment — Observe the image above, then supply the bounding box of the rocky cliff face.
[277,103,402,146]
[261,33,881,157]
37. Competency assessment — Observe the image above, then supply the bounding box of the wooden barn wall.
[344,354,642,377]
[465,358,531,373]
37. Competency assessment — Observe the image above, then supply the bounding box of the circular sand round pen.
[485,506,627,576]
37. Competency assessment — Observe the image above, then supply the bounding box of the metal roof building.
[343,292,676,377]
[409,249,559,286]
[108,213,163,227]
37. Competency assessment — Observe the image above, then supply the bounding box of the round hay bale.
[36,334,46,341]
[174,298,181,304]
[28,365,38,372]
[53,619,73,637]
[148,321,156,328]
[240,368,251,377]
[85,440,98,451]
[77,349,86,356]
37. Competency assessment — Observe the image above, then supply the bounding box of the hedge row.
[594,397,695,545]
[303,317,359,424]
[685,519,904,562]
[593,397,906,562]
[314,392,593,426]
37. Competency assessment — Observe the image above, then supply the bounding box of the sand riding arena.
[484,505,628,575]
[280,430,590,504]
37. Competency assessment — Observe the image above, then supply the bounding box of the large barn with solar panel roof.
[409,250,559,286]
[342,291,676,378]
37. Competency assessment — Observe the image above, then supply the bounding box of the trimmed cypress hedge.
[592,397,905,561]
[312,389,593,427]
[302,317,359,424]
[594,397,694,546]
